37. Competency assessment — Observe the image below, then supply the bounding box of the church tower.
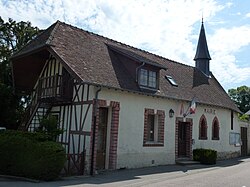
[194,20,211,77]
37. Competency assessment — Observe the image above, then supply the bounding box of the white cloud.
[0,0,250,89]
[0,0,99,28]
[246,12,250,18]
[83,0,224,65]
[209,26,250,86]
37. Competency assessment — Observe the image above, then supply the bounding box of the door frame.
[91,100,120,174]
[175,117,193,159]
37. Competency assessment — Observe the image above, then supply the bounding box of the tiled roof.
[12,22,58,58]
[107,44,167,70]
[12,21,239,112]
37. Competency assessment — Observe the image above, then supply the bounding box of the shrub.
[193,148,203,161]
[193,148,217,165]
[36,115,64,141]
[0,130,66,181]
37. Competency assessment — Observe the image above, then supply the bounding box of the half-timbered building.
[12,20,241,175]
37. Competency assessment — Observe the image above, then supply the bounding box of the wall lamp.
[169,109,175,118]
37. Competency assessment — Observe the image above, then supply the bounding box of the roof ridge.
[11,21,59,58]
[46,20,61,45]
[57,20,194,69]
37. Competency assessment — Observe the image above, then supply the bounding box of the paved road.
[1,157,250,187]
[145,158,250,187]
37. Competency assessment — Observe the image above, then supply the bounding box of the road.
[1,157,250,187]
[147,159,250,187]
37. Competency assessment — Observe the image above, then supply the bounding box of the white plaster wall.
[99,88,241,169]
[100,89,185,169]
[192,106,241,159]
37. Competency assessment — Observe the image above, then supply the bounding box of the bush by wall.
[193,148,217,165]
[0,130,66,181]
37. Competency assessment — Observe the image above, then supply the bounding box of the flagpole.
[183,107,190,117]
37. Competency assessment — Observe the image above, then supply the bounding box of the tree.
[0,17,39,129]
[228,86,250,114]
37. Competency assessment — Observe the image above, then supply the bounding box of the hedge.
[193,148,217,165]
[0,130,66,181]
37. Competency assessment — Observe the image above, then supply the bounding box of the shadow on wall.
[192,68,209,88]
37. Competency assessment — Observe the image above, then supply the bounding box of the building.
[12,20,241,175]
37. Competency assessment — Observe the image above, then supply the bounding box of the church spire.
[194,20,211,76]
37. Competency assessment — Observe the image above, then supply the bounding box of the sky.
[1,0,250,91]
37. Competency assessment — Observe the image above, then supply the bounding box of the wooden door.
[241,127,248,156]
[96,108,108,170]
[178,122,187,157]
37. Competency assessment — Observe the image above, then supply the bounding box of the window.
[147,114,155,141]
[140,69,148,86]
[143,109,165,146]
[212,117,219,140]
[148,71,157,88]
[139,69,157,89]
[199,115,207,140]
[231,110,234,130]
[165,75,178,87]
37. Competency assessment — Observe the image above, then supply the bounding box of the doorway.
[241,127,248,156]
[177,121,192,158]
[96,107,109,170]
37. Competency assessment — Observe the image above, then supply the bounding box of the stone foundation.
[217,151,240,160]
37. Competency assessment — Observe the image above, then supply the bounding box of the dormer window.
[139,68,157,89]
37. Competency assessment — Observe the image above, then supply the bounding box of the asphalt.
[0,157,249,187]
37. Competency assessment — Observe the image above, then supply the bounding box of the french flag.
[189,98,196,114]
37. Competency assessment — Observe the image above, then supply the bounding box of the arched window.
[199,115,207,140]
[212,117,220,140]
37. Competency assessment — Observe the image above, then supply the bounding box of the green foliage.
[0,130,66,181]
[36,115,64,141]
[193,148,217,165]
[0,17,39,129]
[193,148,203,161]
[228,86,250,113]
[0,83,22,129]
[239,113,249,121]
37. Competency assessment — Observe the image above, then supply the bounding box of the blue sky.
[1,0,250,91]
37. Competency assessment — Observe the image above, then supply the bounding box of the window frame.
[139,68,158,89]
[199,115,208,140]
[143,108,165,147]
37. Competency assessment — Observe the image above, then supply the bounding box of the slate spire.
[194,19,211,76]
